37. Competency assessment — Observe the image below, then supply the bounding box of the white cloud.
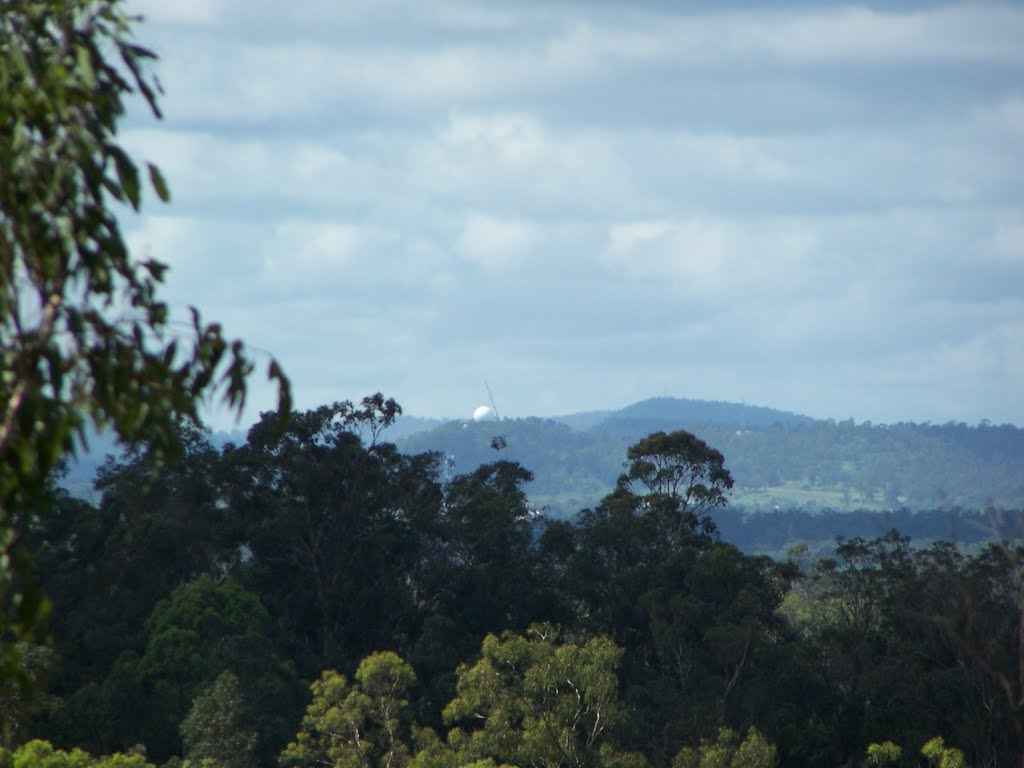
[114,0,1024,427]
[455,213,539,271]
[647,5,1024,66]
[991,221,1024,266]
[123,215,255,305]
[603,219,723,290]
[709,135,792,182]
[407,113,628,217]
[128,0,226,26]
[263,220,360,275]
[767,6,1024,64]
[124,214,197,267]
[121,129,276,202]
[441,113,545,162]
[602,216,818,298]
[931,314,1024,377]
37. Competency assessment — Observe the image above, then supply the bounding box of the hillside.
[597,395,813,428]
[62,397,1024,517]
[398,397,1024,517]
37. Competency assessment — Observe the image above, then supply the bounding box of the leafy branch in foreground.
[0,0,289,673]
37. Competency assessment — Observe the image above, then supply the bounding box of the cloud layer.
[122,1,1024,426]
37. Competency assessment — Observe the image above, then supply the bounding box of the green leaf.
[147,163,170,202]
[75,45,96,88]
[268,359,293,421]
[110,145,140,209]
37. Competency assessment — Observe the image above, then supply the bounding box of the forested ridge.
[4,398,1022,768]
[396,398,1024,517]
[62,399,1024,519]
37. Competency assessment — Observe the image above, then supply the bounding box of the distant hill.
[60,425,248,499]
[602,396,813,429]
[380,414,446,441]
[398,398,1024,518]
[60,396,1024,518]
[399,417,624,514]
[550,409,615,431]
[551,397,810,434]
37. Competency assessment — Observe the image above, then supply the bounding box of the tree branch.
[0,292,62,457]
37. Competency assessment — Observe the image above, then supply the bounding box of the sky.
[120,0,1024,428]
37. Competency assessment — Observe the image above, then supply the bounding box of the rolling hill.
[397,397,1024,517]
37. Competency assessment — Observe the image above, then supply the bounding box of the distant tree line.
[399,413,1024,516]
[712,506,1023,559]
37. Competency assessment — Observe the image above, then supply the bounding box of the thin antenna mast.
[484,381,506,453]
[484,380,500,420]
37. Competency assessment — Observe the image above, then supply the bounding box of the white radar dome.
[473,405,497,422]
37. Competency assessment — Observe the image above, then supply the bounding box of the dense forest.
[4,397,1022,768]
[396,397,1024,517]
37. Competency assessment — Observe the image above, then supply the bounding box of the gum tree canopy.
[623,430,734,512]
[620,430,734,543]
[0,0,289,658]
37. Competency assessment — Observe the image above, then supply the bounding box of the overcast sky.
[121,0,1024,428]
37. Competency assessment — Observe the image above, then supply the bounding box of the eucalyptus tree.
[180,671,258,768]
[225,399,441,675]
[621,430,733,544]
[281,653,418,768]
[0,0,289,676]
[567,433,794,766]
[433,625,645,768]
